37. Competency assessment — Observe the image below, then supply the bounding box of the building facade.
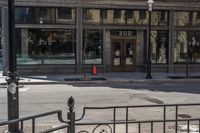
[1,0,200,75]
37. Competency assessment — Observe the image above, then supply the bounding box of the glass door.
[111,39,124,71]
[111,39,136,72]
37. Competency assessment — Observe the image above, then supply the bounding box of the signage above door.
[111,30,136,37]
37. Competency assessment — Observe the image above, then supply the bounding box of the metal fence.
[1,96,200,133]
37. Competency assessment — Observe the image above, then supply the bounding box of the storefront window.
[151,30,168,64]
[151,11,168,26]
[15,7,75,24]
[16,29,76,64]
[127,10,148,25]
[174,12,189,26]
[83,9,101,24]
[83,29,103,64]
[174,31,200,64]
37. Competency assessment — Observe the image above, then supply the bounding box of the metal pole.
[146,10,152,79]
[6,0,20,132]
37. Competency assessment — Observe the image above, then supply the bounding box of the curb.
[1,78,200,85]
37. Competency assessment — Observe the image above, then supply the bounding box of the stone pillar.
[104,30,111,71]
[136,30,144,66]
[76,7,83,74]
[1,6,9,75]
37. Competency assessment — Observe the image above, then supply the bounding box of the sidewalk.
[0,71,200,85]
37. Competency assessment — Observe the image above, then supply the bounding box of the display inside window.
[83,29,103,64]
[83,9,101,24]
[151,30,168,64]
[16,28,76,64]
[174,31,200,64]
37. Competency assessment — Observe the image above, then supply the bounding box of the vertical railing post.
[67,97,75,133]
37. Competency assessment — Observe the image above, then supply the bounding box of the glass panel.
[151,11,168,26]
[83,29,102,64]
[56,8,75,24]
[127,10,148,25]
[15,7,75,24]
[113,9,126,24]
[189,31,200,63]
[102,9,114,24]
[114,42,121,66]
[83,9,101,24]
[192,11,200,26]
[15,7,56,24]
[125,42,133,65]
[174,12,189,26]
[174,31,187,63]
[175,31,200,64]
[151,30,168,64]
[16,28,76,64]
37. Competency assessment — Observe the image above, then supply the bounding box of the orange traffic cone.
[92,65,97,75]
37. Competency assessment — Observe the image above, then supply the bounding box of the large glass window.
[151,11,168,26]
[174,12,189,26]
[56,8,75,24]
[102,9,126,24]
[16,28,76,64]
[174,31,188,63]
[83,29,103,64]
[151,30,168,64]
[127,10,148,25]
[15,7,75,24]
[174,31,200,64]
[175,11,200,26]
[83,9,101,24]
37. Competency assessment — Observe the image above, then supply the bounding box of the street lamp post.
[145,0,154,79]
[6,0,20,132]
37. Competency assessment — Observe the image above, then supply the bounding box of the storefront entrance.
[111,39,136,72]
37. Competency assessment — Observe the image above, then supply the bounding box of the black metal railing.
[1,97,200,133]
[0,110,69,133]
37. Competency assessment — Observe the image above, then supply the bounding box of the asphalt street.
[1,81,200,123]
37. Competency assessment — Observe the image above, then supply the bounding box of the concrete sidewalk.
[0,72,200,85]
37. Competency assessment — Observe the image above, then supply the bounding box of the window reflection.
[102,9,114,24]
[113,9,126,24]
[151,11,168,26]
[151,30,168,64]
[83,9,101,24]
[174,12,189,26]
[192,11,200,26]
[16,29,76,64]
[127,10,148,25]
[56,8,75,24]
[83,29,103,64]
[15,7,75,24]
[174,31,200,64]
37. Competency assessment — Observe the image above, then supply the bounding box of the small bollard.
[67,96,75,133]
